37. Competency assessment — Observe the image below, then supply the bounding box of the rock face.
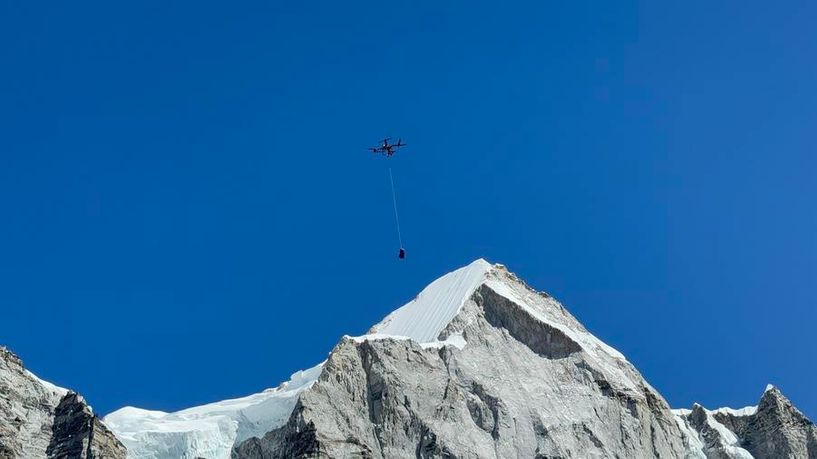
[0,347,126,459]
[233,261,689,458]
[675,386,817,459]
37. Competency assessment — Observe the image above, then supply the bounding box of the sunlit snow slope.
[369,258,492,342]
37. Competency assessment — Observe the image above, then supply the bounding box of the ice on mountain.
[711,405,758,417]
[369,258,492,342]
[104,362,324,459]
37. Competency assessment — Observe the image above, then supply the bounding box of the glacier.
[104,364,323,459]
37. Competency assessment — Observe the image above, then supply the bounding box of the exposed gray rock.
[233,265,688,458]
[47,392,128,459]
[715,387,817,459]
[0,347,126,459]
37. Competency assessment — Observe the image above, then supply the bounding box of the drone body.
[369,137,406,157]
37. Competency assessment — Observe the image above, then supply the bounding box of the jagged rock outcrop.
[47,392,128,459]
[675,386,817,459]
[724,386,817,458]
[232,262,688,458]
[0,347,126,459]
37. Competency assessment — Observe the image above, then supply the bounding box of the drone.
[369,137,406,157]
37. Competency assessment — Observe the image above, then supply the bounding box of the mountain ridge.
[2,259,813,458]
[104,259,815,458]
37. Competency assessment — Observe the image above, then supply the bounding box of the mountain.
[2,259,813,458]
[230,259,687,458]
[0,347,126,458]
[674,385,817,458]
[100,259,816,458]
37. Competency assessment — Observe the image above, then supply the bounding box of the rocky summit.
[2,259,814,458]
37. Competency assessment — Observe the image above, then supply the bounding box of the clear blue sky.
[2,1,815,418]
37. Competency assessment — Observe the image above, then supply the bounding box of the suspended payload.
[369,137,407,259]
